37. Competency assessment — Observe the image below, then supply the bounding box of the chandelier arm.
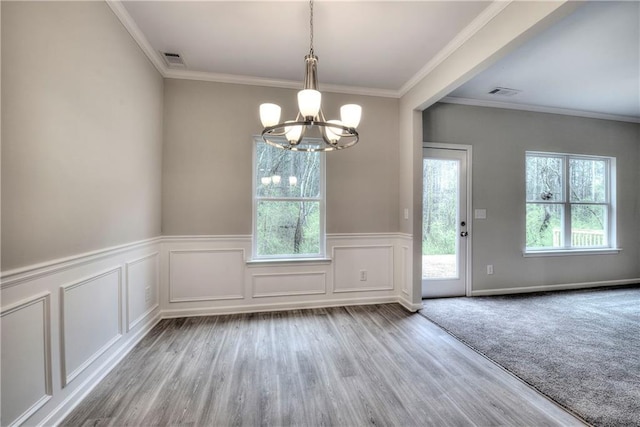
[262,120,358,152]
[263,121,356,136]
[318,108,326,122]
[292,122,307,146]
[320,132,335,147]
[258,0,361,152]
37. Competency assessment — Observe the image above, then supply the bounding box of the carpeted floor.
[419,285,640,427]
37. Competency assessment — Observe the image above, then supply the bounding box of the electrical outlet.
[487,265,494,275]
[359,270,367,281]
[403,208,409,220]
[145,286,151,302]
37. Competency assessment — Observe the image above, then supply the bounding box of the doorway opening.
[422,146,472,298]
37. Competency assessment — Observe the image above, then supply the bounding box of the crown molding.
[398,0,513,97]
[163,69,400,98]
[440,96,640,124]
[105,0,166,75]
[107,0,638,116]
[106,0,399,98]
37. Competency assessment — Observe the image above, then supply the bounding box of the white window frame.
[524,151,618,256]
[251,136,326,261]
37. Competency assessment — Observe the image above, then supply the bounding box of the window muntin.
[253,137,325,259]
[525,152,613,252]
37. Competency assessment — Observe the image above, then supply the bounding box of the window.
[253,137,325,259]
[525,152,615,252]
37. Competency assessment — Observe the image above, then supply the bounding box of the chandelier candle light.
[259,0,362,152]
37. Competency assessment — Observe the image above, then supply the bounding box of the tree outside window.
[253,137,325,259]
[526,152,613,251]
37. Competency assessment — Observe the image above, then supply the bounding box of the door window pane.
[422,158,458,279]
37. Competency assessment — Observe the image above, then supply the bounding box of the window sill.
[246,257,332,267]
[522,248,622,257]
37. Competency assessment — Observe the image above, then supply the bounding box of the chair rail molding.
[4,232,632,426]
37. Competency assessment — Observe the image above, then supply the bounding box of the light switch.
[474,209,487,219]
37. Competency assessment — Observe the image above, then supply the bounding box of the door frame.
[422,142,473,297]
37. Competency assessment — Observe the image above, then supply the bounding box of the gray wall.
[1,2,164,270]
[423,103,640,291]
[162,79,400,235]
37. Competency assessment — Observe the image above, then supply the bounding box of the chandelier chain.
[309,0,314,55]
[259,0,361,152]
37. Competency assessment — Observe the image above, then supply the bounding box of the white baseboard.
[39,311,161,426]
[471,278,640,296]
[161,296,399,318]
[4,233,635,427]
[397,297,423,312]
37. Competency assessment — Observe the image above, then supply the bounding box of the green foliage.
[422,158,458,256]
[256,201,320,256]
[526,153,608,249]
[423,223,456,255]
[526,204,561,248]
[255,140,322,257]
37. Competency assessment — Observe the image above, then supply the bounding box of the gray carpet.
[419,285,640,427]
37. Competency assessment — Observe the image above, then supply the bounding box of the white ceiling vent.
[488,87,522,97]
[162,52,186,68]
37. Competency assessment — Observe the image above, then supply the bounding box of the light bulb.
[325,120,343,143]
[271,175,281,185]
[261,177,271,185]
[298,89,321,118]
[289,176,298,186]
[284,121,303,144]
[260,103,281,127]
[340,104,362,128]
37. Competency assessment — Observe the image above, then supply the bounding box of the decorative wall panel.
[333,245,394,292]
[401,246,410,295]
[1,293,52,427]
[169,249,245,302]
[126,252,159,331]
[252,272,326,298]
[60,267,122,386]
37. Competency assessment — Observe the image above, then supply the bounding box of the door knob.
[460,231,468,237]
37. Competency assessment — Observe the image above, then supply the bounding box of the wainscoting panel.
[333,245,394,293]
[126,252,159,331]
[60,267,122,387]
[168,249,245,302]
[1,293,52,427]
[401,245,410,296]
[252,272,326,298]
[0,238,160,427]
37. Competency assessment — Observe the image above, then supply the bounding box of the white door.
[422,148,468,298]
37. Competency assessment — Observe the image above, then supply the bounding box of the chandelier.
[259,0,362,152]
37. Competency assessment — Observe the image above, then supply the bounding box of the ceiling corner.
[105,0,168,77]
[398,0,513,97]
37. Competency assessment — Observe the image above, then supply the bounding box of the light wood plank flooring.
[62,304,584,426]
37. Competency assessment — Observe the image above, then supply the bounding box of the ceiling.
[116,1,639,122]
[446,1,640,122]
[120,0,491,95]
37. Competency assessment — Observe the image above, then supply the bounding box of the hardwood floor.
[62,304,584,426]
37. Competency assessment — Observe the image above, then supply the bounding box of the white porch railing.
[553,229,605,247]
